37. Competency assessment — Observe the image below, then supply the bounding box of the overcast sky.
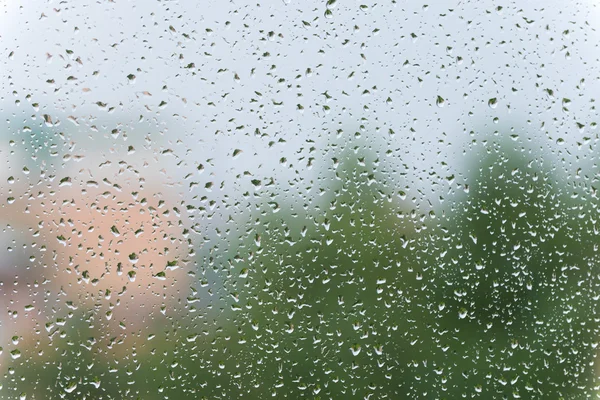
[1,0,599,213]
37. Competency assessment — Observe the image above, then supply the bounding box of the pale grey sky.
[1,0,599,212]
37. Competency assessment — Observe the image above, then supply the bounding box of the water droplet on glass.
[436,95,445,107]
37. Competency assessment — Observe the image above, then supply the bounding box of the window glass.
[1,1,599,398]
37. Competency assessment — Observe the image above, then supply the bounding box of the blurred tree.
[5,133,599,400]
[431,138,599,398]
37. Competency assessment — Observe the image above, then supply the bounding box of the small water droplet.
[64,382,77,393]
[10,349,21,359]
[436,95,445,107]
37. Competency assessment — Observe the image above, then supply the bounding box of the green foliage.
[7,137,600,399]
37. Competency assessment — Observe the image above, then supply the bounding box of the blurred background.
[1,0,599,398]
